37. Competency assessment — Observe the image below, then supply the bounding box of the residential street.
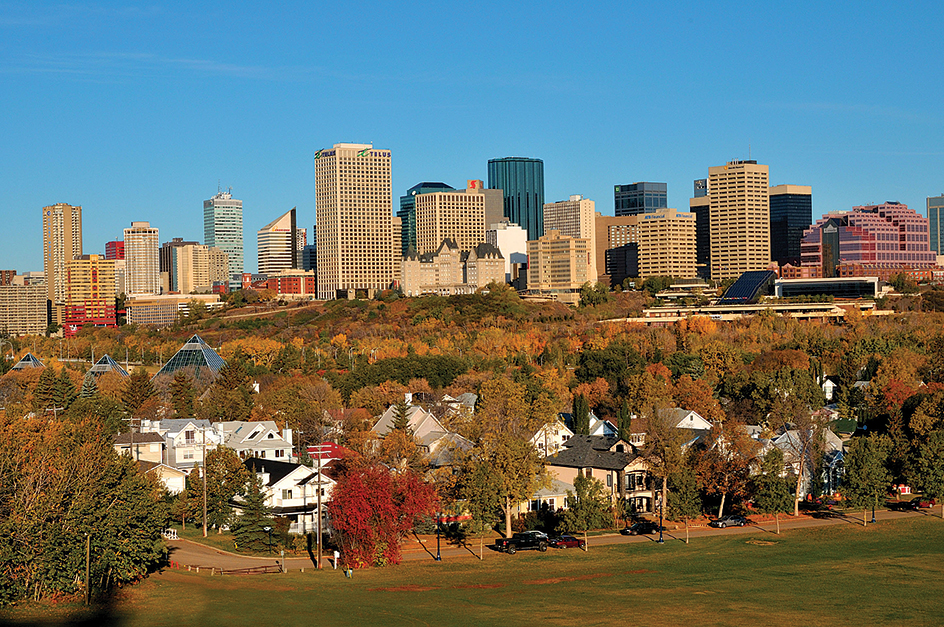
[165,507,935,572]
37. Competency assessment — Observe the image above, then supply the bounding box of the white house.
[531,420,574,456]
[242,458,335,535]
[137,460,187,495]
[214,421,294,461]
[374,403,472,468]
[140,418,222,471]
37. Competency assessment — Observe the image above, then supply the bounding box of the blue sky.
[2,1,943,272]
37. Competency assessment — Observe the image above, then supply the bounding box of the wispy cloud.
[749,100,939,126]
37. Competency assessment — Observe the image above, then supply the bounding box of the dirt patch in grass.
[625,569,655,574]
[452,584,505,589]
[524,573,613,585]
[369,585,439,592]
[745,539,778,546]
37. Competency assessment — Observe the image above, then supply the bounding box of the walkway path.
[166,507,932,571]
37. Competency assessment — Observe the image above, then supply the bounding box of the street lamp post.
[435,513,442,562]
[658,495,665,544]
[264,526,272,554]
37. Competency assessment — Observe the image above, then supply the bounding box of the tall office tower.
[689,196,711,279]
[0,270,15,286]
[160,238,199,277]
[204,188,244,282]
[124,222,160,295]
[301,244,317,272]
[526,230,591,304]
[929,194,944,255]
[415,180,502,255]
[296,227,307,251]
[42,202,83,323]
[314,143,394,300]
[614,182,668,216]
[487,157,545,241]
[0,283,47,336]
[707,160,770,280]
[171,244,228,294]
[105,240,124,260]
[769,185,812,266]
[398,182,455,254]
[694,179,708,198]
[64,254,117,337]
[594,213,640,287]
[637,208,697,279]
[257,207,298,275]
[801,202,936,278]
[544,195,597,279]
[486,221,528,282]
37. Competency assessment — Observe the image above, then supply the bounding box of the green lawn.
[5,515,944,626]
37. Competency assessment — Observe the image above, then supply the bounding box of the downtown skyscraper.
[487,157,545,241]
[204,188,244,282]
[42,202,83,323]
[314,143,394,300]
[707,160,770,280]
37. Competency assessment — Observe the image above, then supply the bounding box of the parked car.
[619,521,665,536]
[916,498,937,509]
[887,500,918,511]
[709,514,748,528]
[548,534,586,549]
[494,531,548,554]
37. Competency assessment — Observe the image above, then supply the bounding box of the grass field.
[4,515,944,626]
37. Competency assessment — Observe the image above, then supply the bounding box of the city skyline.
[2,2,943,272]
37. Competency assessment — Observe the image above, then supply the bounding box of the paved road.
[166,507,935,571]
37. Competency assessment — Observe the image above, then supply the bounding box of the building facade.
[398,182,455,255]
[488,157,545,241]
[614,182,667,216]
[123,222,160,296]
[526,230,591,304]
[266,269,317,299]
[171,244,228,294]
[637,208,697,279]
[104,240,124,260]
[257,207,298,275]
[929,194,944,256]
[485,220,528,282]
[159,238,199,280]
[770,185,813,266]
[414,180,502,255]
[314,143,394,300]
[707,160,770,280]
[64,254,117,337]
[204,189,244,282]
[42,202,83,324]
[125,294,222,327]
[800,202,937,278]
[0,283,46,336]
[594,213,640,286]
[544,195,597,279]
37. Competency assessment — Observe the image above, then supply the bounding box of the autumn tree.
[328,464,438,567]
[121,369,156,418]
[768,394,826,516]
[842,434,892,526]
[673,375,724,422]
[915,430,944,519]
[561,473,612,549]
[695,419,759,518]
[751,448,793,534]
[667,457,702,543]
[198,446,252,531]
[642,404,689,528]
[201,361,254,422]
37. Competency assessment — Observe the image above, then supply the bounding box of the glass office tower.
[769,185,812,266]
[614,182,667,216]
[487,157,545,241]
[929,194,944,255]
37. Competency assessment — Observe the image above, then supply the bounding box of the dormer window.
[267,433,274,439]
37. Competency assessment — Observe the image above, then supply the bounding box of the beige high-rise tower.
[707,160,770,280]
[415,180,501,255]
[124,222,161,295]
[543,195,597,279]
[42,202,83,324]
[314,143,394,300]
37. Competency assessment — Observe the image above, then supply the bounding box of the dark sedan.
[548,534,586,549]
[709,514,748,528]
[619,521,665,536]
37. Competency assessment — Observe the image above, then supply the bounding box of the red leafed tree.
[329,464,438,567]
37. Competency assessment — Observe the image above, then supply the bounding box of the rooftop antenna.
[218,180,221,194]
[749,144,752,160]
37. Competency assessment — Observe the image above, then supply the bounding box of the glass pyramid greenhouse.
[153,335,226,379]
[11,353,44,370]
[87,354,129,378]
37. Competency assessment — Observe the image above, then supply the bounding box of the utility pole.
[203,426,208,538]
[316,439,322,569]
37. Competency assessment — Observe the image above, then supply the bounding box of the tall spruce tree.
[121,369,156,417]
[392,398,412,433]
[32,367,59,413]
[233,476,273,552]
[573,394,590,435]
[56,368,77,410]
[170,371,196,420]
[80,372,99,399]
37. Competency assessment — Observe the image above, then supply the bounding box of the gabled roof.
[546,435,636,471]
[11,353,44,370]
[88,354,129,378]
[153,335,226,379]
[245,457,311,488]
[114,432,165,445]
[470,242,504,259]
[159,418,212,435]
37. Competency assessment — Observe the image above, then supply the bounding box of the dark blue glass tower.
[487,157,545,241]
[929,195,944,255]
[614,182,667,216]
[769,186,812,266]
[397,182,455,255]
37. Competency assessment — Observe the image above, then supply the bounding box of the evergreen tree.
[170,371,196,420]
[32,367,59,413]
[80,372,99,399]
[573,394,590,435]
[121,369,156,416]
[56,368,77,410]
[232,476,273,552]
[617,399,632,443]
[391,398,412,433]
[915,430,944,519]
[202,362,253,422]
